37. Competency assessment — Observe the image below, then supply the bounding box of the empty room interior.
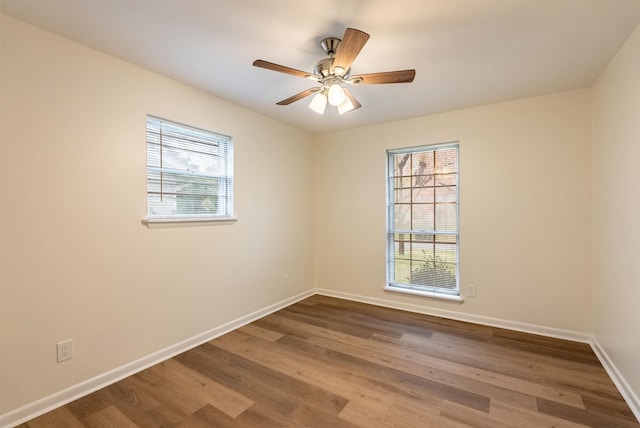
[1,1,640,427]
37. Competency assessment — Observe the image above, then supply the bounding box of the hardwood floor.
[18,295,639,427]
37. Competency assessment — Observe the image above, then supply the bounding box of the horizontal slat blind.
[146,116,232,218]
[387,143,459,295]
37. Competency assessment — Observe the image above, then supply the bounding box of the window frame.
[385,142,462,302]
[142,115,236,226]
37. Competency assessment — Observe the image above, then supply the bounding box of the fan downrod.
[320,37,341,57]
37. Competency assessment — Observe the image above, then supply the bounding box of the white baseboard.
[590,337,640,422]
[0,289,315,428]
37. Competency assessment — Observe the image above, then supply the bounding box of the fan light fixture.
[309,90,327,114]
[308,85,356,115]
[337,95,355,115]
[327,83,346,106]
[308,80,356,115]
[253,28,416,116]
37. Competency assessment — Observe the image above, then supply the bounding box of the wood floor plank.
[90,377,172,427]
[440,399,521,428]
[211,328,397,415]
[490,400,590,428]
[337,399,396,428]
[339,394,471,428]
[237,323,284,342]
[264,312,581,409]
[281,301,408,339]
[65,393,112,422]
[379,331,590,407]
[20,296,639,428]
[275,333,491,412]
[387,397,473,428]
[146,359,255,418]
[82,406,138,428]
[429,330,604,376]
[214,330,387,408]
[177,404,249,428]
[127,367,206,418]
[309,295,495,337]
[537,397,640,428]
[278,305,394,340]
[174,342,303,416]
[304,300,433,337]
[289,402,361,428]
[304,324,539,411]
[233,402,302,427]
[492,328,601,365]
[205,336,350,416]
[580,391,640,422]
[19,406,85,428]
[427,331,616,393]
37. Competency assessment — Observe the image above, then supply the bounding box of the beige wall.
[592,23,640,400]
[0,14,314,414]
[313,89,592,332]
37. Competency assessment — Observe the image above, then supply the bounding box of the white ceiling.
[2,0,640,134]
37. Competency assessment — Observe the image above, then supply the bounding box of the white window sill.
[384,285,464,303]
[142,216,237,228]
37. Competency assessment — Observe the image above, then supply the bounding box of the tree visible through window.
[386,143,459,295]
[146,116,233,220]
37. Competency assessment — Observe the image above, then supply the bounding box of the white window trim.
[143,116,234,225]
[141,216,237,227]
[385,142,461,300]
[383,284,464,302]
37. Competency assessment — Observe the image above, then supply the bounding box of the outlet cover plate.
[57,339,73,362]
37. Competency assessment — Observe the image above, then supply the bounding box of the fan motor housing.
[314,58,333,77]
[314,57,351,79]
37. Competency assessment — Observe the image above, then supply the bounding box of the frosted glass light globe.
[327,83,346,106]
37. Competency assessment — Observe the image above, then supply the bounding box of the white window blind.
[146,116,233,220]
[386,143,460,296]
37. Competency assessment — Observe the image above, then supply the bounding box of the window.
[386,143,460,299]
[145,116,233,223]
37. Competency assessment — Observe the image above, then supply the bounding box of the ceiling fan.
[253,28,416,115]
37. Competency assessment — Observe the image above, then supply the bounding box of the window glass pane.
[394,204,411,230]
[413,233,435,243]
[435,186,456,203]
[435,204,457,231]
[412,151,434,175]
[435,173,457,187]
[394,153,412,176]
[436,148,457,173]
[394,239,410,259]
[413,187,434,203]
[395,189,411,203]
[412,174,433,188]
[411,242,431,261]
[411,203,434,231]
[435,242,458,265]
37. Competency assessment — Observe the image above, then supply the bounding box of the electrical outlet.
[57,339,73,363]
[283,274,289,287]
[467,285,477,298]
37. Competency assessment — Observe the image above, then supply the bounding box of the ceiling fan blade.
[276,87,322,105]
[253,59,318,80]
[333,28,370,74]
[351,69,416,85]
